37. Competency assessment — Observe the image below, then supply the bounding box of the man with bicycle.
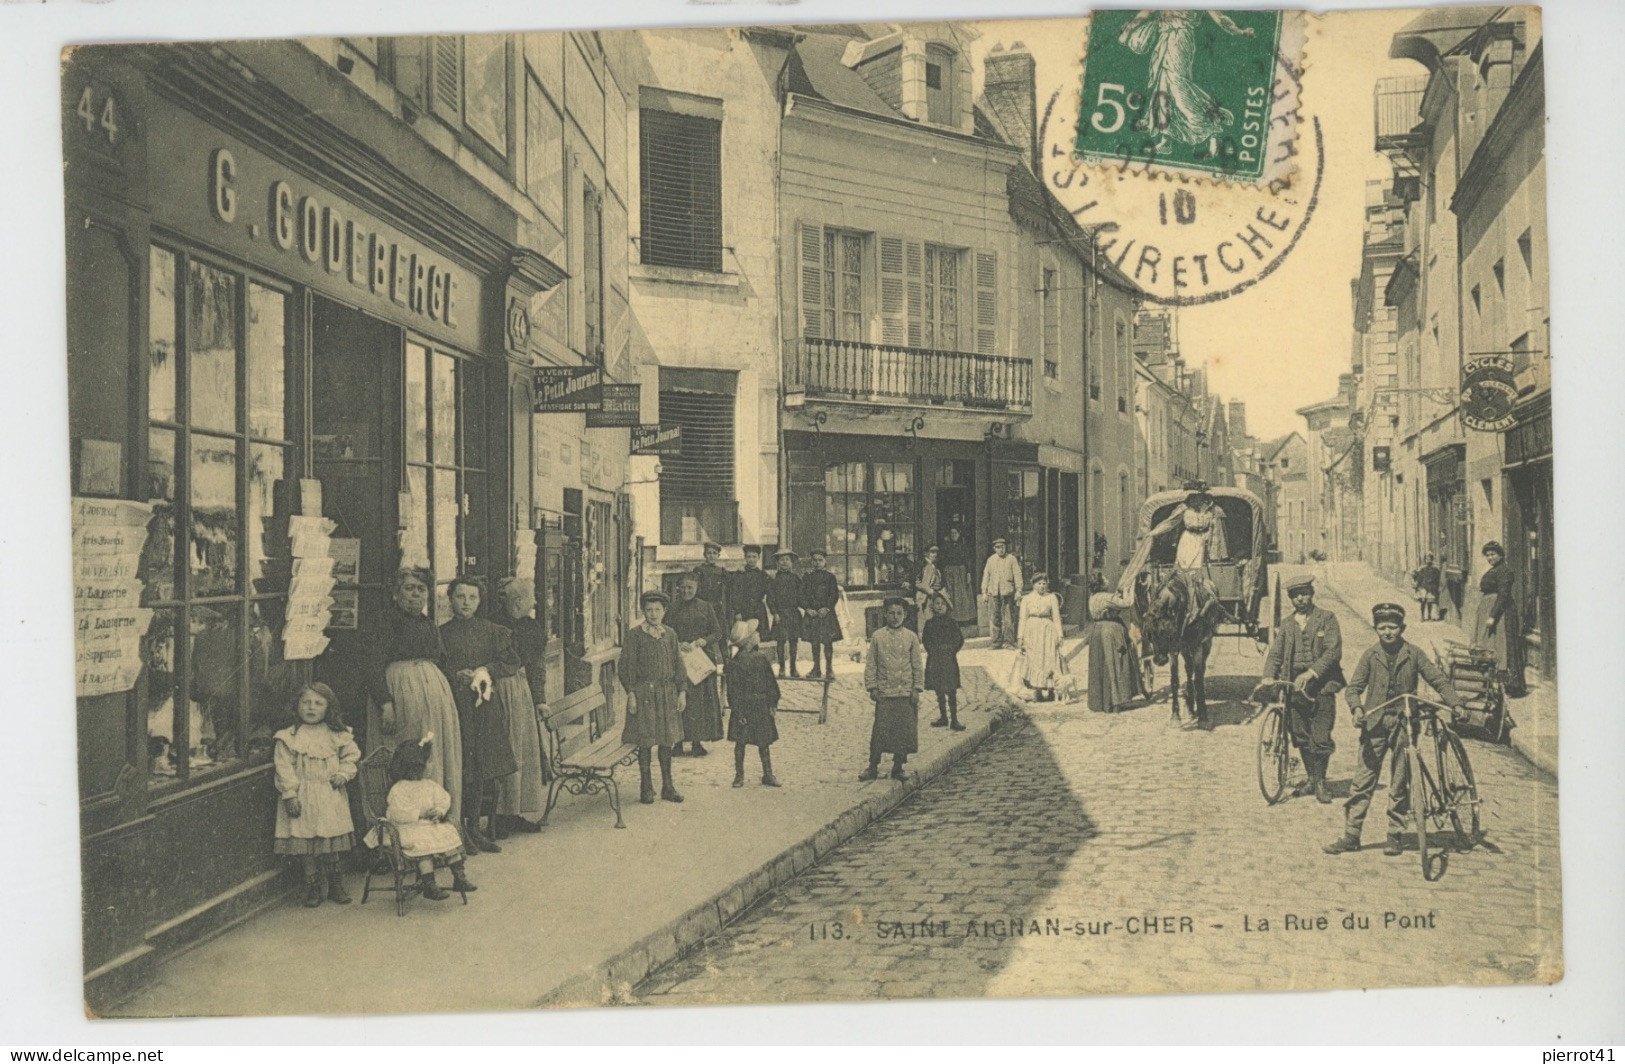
[1324,603,1465,857]
[1261,576,1344,803]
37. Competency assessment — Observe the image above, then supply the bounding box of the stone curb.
[1317,572,1556,779]
[534,674,1017,1008]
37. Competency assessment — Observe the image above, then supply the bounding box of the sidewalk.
[1317,561,1558,777]
[105,645,1025,1017]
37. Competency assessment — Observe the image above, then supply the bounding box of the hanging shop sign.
[1460,355,1518,432]
[534,366,604,413]
[585,384,641,428]
[631,424,683,457]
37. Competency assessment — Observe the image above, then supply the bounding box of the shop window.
[823,460,919,589]
[1003,467,1043,585]
[658,368,737,545]
[639,101,722,271]
[141,246,298,788]
[402,342,489,616]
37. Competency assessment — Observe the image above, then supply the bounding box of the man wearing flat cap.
[980,538,1023,649]
[1261,576,1344,803]
[1325,603,1465,856]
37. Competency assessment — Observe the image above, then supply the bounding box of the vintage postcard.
[62,5,1560,1018]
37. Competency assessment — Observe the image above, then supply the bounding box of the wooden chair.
[357,746,468,915]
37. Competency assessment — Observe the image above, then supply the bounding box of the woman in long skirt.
[370,567,464,825]
[1472,540,1528,696]
[1019,573,1065,701]
[439,576,519,854]
[621,590,686,804]
[667,573,725,756]
[1084,592,1143,712]
[939,527,976,625]
[494,576,550,833]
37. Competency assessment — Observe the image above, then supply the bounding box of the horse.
[1135,571,1218,727]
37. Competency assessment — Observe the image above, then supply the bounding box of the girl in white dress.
[272,683,360,908]
[1019,574,1065,700]
[378,734,477,901]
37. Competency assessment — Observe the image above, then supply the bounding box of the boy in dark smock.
[692,542,730,621]
[767,549,804,678]
[724,619,781,788]
[798,549,844,678]
[621,590,685,804]
[668,573,724,756]
[861,597,924,782]
[730,546,772,634]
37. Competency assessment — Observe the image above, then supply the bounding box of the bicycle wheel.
[1257,704,1289,804]
[1435,729,1481,850]
[1408,736,1437,880]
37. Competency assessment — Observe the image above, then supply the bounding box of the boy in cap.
[798,548,843,678]
[730,545,772,637]
[1260,576,1344,802]
[980,538,1023,649]
[861,596,924,781]
[1325,603,1466,856]
[767,549,804,678]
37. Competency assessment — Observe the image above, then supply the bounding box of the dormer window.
[925,45,955,125]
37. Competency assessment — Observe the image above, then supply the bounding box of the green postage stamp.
[1075,9,1307,186]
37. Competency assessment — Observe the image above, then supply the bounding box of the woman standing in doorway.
[371,567,465,825]
[939,526,976,625]
[438,575,519,854]
[1473,541,1528,697]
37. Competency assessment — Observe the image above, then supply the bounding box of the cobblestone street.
[635,573,1563,1005]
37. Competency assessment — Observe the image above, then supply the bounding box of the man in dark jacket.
[1325,603,1465,856]
[1261,576,1344,803]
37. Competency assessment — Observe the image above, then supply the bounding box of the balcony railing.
[660,498,738,547]
[1374,76,1428,151]
[784,337,1032,412]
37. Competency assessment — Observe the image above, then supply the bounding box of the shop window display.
[141,245,298,786]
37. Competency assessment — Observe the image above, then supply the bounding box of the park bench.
[539,696,638,829]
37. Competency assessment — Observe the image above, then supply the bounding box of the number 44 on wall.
[75,85,120,145]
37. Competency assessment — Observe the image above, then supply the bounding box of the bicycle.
[1249,679,1303,804]
[1364,693,1483,881]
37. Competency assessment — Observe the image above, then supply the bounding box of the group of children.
[272,586,977,907]
[272,682,473,904]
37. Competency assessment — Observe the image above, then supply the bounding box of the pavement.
[635,569,1563,1005]
[1316,561,1558,777]
[103,641,1027,1017]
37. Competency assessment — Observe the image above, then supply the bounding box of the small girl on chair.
[383,734,477,900]
[273,683,361,907]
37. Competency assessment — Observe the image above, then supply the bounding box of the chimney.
[1228,400,1248,440]
[982,43,1037,171]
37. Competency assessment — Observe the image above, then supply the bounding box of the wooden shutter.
[431,36,463,123]
[975,249,999,354]
[798,223,823,339]
[905,241,924,348]
[879,236,906,346]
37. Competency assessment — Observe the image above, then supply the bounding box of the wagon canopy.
[1136,486,1267,565]
[1116,485,1269,597]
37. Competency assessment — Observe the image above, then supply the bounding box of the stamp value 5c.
[1075,9,1302,186]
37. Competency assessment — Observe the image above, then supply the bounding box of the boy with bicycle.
[1324,603,1466,857]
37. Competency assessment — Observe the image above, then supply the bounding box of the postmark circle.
[1037,86,1324,308]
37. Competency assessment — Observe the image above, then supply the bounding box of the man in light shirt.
[980,537,1023,650]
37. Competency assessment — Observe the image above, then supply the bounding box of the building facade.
[65,31,635,1006]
